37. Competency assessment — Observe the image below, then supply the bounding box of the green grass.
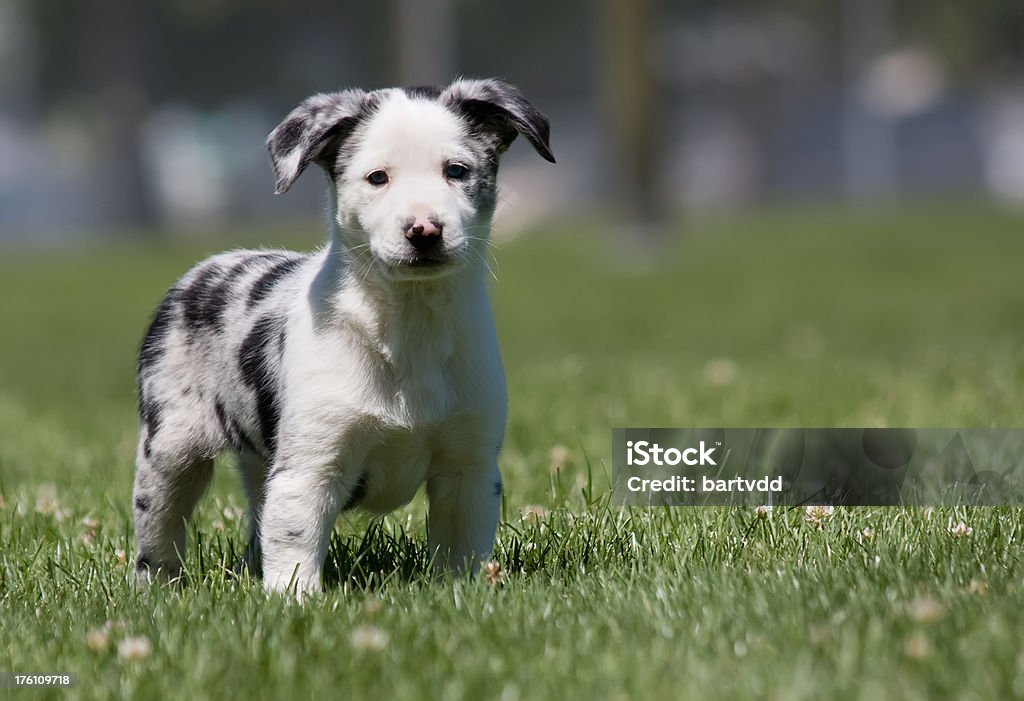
[2,203,1024,700]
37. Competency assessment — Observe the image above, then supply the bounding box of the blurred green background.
[3,204,1022,501]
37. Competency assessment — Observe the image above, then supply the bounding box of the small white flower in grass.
[81,516,100,546]
[549,445,571,473]
[808,623,831,648]
[755,505,772,519]
[362,596,383,618]
[703,358,738,387]
[907,596,945,624]
[114,548,127,564]
[949,521,973,538]
[222,505,245,522]
[35,483,59,516]
[805,505,835,530]
[85,622,112,651]
[521,505,550,524]
[117,636,153,661]
[350,625,389,652]
[483,560,505,587]
[968,578,988,596]
[903,632,931,659]
[860,527,874,541]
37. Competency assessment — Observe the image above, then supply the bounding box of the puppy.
[132,78,555,595]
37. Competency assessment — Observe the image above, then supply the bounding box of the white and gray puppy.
[132,78,554,595]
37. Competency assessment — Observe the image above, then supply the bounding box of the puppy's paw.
[132,554,183,587]
[262,568,322,602]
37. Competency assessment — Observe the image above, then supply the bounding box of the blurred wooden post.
[599,0,662,230]
[842,0,897,199]
[83,0,157,229]
[392,0,457,86]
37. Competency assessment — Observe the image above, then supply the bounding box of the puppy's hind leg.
[132,426,214,583]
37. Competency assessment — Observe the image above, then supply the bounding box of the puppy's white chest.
[353,362,460,511]
[384,361,455,426]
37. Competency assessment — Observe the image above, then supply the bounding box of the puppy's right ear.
[443,78,555,163]
[266,90,367,194]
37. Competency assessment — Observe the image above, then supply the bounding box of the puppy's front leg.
[426,464,503,576]
[260,458,345,598]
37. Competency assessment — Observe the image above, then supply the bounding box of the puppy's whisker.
[463,225,498,235]
[495,194,515,209]
[354,251,377,285]
[464,235,499,251]
[461,247,499,283]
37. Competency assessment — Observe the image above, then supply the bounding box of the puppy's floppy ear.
[266,89,368,194]
[443,78,556,163]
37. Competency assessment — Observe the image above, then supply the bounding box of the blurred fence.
[1,0,1023,241]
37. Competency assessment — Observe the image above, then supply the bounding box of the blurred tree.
[0,1,38,119]
[898,0,1024,79]
[391,0,456,86]
[82,0,158,228]
[841,0,897,198]
[779,0,1024,80]
[598,0,663,231]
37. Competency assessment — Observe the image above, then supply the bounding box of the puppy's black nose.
[403,217,443,253]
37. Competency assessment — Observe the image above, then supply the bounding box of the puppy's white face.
[337,92,483,279]
[267,79,555,281]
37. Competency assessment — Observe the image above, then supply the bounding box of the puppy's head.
[268,78,555,280]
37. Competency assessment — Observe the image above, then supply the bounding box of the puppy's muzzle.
[402,215,444,262]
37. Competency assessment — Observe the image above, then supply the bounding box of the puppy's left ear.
[267,89,367,194]
[443,78,556,163]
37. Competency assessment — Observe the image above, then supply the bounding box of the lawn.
[1,203,1023,700]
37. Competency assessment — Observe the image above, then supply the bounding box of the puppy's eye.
[444,163,469,180]
[366,170,389,186]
